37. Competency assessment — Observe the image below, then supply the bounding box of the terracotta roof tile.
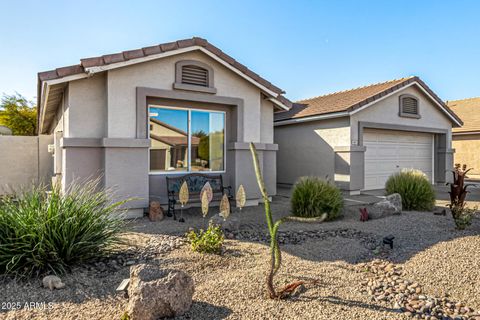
[122,49,145,60]
[142,45,162,55]
[274,77,462,125]
[102,53,124,64]
[447,97,480,133]
[37,37,288,111]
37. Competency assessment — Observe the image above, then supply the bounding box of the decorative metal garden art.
[200,182,213,227]
[219,194,230,220]
[236,184,246,212]
[178,181,189,223]
[249,142,327,299]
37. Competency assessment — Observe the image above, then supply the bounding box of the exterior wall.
[53,49,277,213]
[453,134,480,174]
[274,117,350,185]
[0,135,54,195]
[350,85,454,189]
[351,86,453,144]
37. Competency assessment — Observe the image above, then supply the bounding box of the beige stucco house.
[447,97,480,175]
[274,77,463,194]
[36,37,291,217]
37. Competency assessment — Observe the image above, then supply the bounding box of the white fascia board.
[274,111,349,126]
[349,81,462,126]
[452,131,480,136]
[268,97,290,111]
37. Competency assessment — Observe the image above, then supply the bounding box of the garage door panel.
[364,129,433,190]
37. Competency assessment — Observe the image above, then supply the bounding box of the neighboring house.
[274,77,462,194]
[447,97,480,175]
[0,125,12,135]
[36,37,291,217]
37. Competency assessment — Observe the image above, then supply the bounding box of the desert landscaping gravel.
[0,194,479,319]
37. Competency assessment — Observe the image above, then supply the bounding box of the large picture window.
[149,106,225,173]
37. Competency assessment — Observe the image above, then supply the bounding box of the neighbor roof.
[447,97,480,134]
[274,76,462,126]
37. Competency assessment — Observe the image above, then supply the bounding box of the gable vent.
[181,65,209,87]
[401,97,418,115]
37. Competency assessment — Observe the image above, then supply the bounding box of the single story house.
[36,37,291,217]
[274,77,463,194]
[447,97,480,175]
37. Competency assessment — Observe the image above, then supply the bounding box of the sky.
[0,0,479,104]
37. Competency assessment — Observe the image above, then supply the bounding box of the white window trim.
[147,104,226,175]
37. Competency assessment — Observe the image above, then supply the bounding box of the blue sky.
[0,0,479,103]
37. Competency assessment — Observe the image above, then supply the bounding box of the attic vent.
[181,65,209,87]
[174,60,217,94]
[399,95,420,118]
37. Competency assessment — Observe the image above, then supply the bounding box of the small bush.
[291,177,343,220]
[0,180,127,277]
[385,169,436,211]
[186,223,224,254]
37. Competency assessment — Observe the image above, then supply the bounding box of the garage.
[364,128,434,190]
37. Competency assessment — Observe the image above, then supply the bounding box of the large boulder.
[127,264,194,320]
[369,193,402,219]
[209,213,240,232]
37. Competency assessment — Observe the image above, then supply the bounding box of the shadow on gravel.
[320,295,400,314]
[173,301,232,320]
[135,184,480,266]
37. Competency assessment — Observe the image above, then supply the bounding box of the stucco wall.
[0,135,54,195]
[54,49,277,211]
[274,117,350,185]
[350,86,453,144]
[453,134,480,174]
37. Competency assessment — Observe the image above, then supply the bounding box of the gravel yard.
[1,193,479,319]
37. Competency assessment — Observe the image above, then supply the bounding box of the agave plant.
[249,143,326,299]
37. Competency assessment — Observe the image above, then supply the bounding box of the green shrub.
[291,177,343,220]
[0,180,127,277]
[385,169,436,211]
[186,223,224,254]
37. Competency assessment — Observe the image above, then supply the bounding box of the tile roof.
[447,97,480,133]
[274,76,462,125]
[37,37,285,96]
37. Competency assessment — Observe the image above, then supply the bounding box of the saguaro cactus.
[249,143,326,299]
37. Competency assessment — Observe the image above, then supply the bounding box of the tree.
[0,93,37,136]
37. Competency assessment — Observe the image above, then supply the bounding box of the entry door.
[363,129,433,190]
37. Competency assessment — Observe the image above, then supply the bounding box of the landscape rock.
[127,264,194,320]
[368,193,402,219]
[42,275,65,290]
[148,201,164,222]
[210,213,240,232]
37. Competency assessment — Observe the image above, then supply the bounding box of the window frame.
[173,60,217,94]
[398,94,421,119]
[148,104,226,175]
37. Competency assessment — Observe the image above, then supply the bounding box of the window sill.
[399,112,421,119]
[173,82,217,94]
[149,170,226,176]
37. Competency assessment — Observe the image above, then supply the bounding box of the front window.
[149,106,225,173]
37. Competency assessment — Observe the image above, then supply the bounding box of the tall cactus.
[249,143,326,299]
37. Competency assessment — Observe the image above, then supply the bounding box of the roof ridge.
[447,96,480,103]
[296,76,415,103]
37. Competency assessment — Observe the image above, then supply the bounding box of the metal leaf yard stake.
[236,184,246,212]
[249,142,327,299]
[178,181,189,223]
[200,182,213,228]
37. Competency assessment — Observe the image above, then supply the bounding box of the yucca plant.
[0,179,128,277]
[250,143,326,299]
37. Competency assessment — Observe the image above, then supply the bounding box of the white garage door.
[364,128,433,190]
